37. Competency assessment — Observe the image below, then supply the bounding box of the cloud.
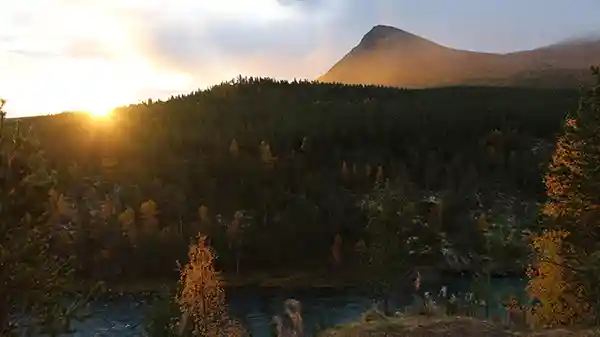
[141,19,324,74]
[276,0,327,11]
[2,0,600,116]
[0,0,431,111]
[130,0,362,83]
[0,0,129,61]
[62,40,115,60]
[4,40,113,61]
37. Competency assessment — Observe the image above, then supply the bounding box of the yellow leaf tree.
[176,235,245,336]
[529,67,600,326]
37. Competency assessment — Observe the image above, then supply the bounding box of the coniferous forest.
[11,80,580,281]
[5,71,600,335]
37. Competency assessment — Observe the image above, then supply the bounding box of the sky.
[1,0,600,117]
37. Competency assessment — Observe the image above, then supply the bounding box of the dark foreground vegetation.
[2,67,600,335]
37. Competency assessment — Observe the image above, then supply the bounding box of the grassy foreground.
[319,315,600,337]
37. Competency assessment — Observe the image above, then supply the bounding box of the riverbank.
[318,315,599,337]
[69,269,362,295]
[69,266,527,296]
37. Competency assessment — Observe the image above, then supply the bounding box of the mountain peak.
[357,25,429,50]
[319,25,600,88]
[366,25,404,36]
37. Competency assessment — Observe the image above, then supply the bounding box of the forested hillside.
[12,78,581,282]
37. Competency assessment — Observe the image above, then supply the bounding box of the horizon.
[1,0,599,117]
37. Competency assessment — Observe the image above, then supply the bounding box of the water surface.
[64,277,526,336]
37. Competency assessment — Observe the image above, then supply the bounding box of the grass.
[318,314,600,337]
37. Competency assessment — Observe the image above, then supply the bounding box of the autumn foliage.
[527,66,600,327]
[527,230,590,327]
[176,234,246,336]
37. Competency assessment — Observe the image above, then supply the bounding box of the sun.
[87,107,113,119]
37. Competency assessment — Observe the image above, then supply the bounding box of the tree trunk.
[383,297,392,316]
[177,312,190,336]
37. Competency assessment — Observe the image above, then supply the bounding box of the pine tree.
[140,199,160,236]
[375,165,384,184]
[226,210,250,274]
[259,140,276,165]
[118,206,137,243]
[197,205,212,241]
[0,100,87,335]
[331,233,343,266]
[543,67,600,234]
[531,67,600,325]
[365,164,372,178]
[229,138,239,158]
[359,180,432,315]
[341,160,350,180]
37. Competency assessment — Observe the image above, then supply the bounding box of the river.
[61,277,526,336]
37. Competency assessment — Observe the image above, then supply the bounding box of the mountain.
[318,25,600,88]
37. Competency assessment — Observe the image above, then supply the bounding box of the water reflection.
[61,277,526,337]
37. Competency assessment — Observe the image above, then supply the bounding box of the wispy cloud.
[0,0,350,115]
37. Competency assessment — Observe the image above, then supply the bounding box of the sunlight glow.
[87,107,113,119]
[0,0,302,117]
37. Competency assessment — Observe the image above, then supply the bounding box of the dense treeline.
[11,78,581,282]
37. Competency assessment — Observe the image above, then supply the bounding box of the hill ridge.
[319,24,600,88]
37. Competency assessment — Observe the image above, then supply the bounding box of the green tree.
[359,180,435,315]
[0,99,86,335]
[225,210,252,274]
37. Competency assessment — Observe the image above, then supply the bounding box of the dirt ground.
[318,316,600,337]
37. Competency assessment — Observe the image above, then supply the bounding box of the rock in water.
[272,299,304,337]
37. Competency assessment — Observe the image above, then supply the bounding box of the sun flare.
[87,107,113,119]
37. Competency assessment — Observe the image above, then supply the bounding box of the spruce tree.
[532,66,600,325]
[543,66,600,236]
[0,99,87,335]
